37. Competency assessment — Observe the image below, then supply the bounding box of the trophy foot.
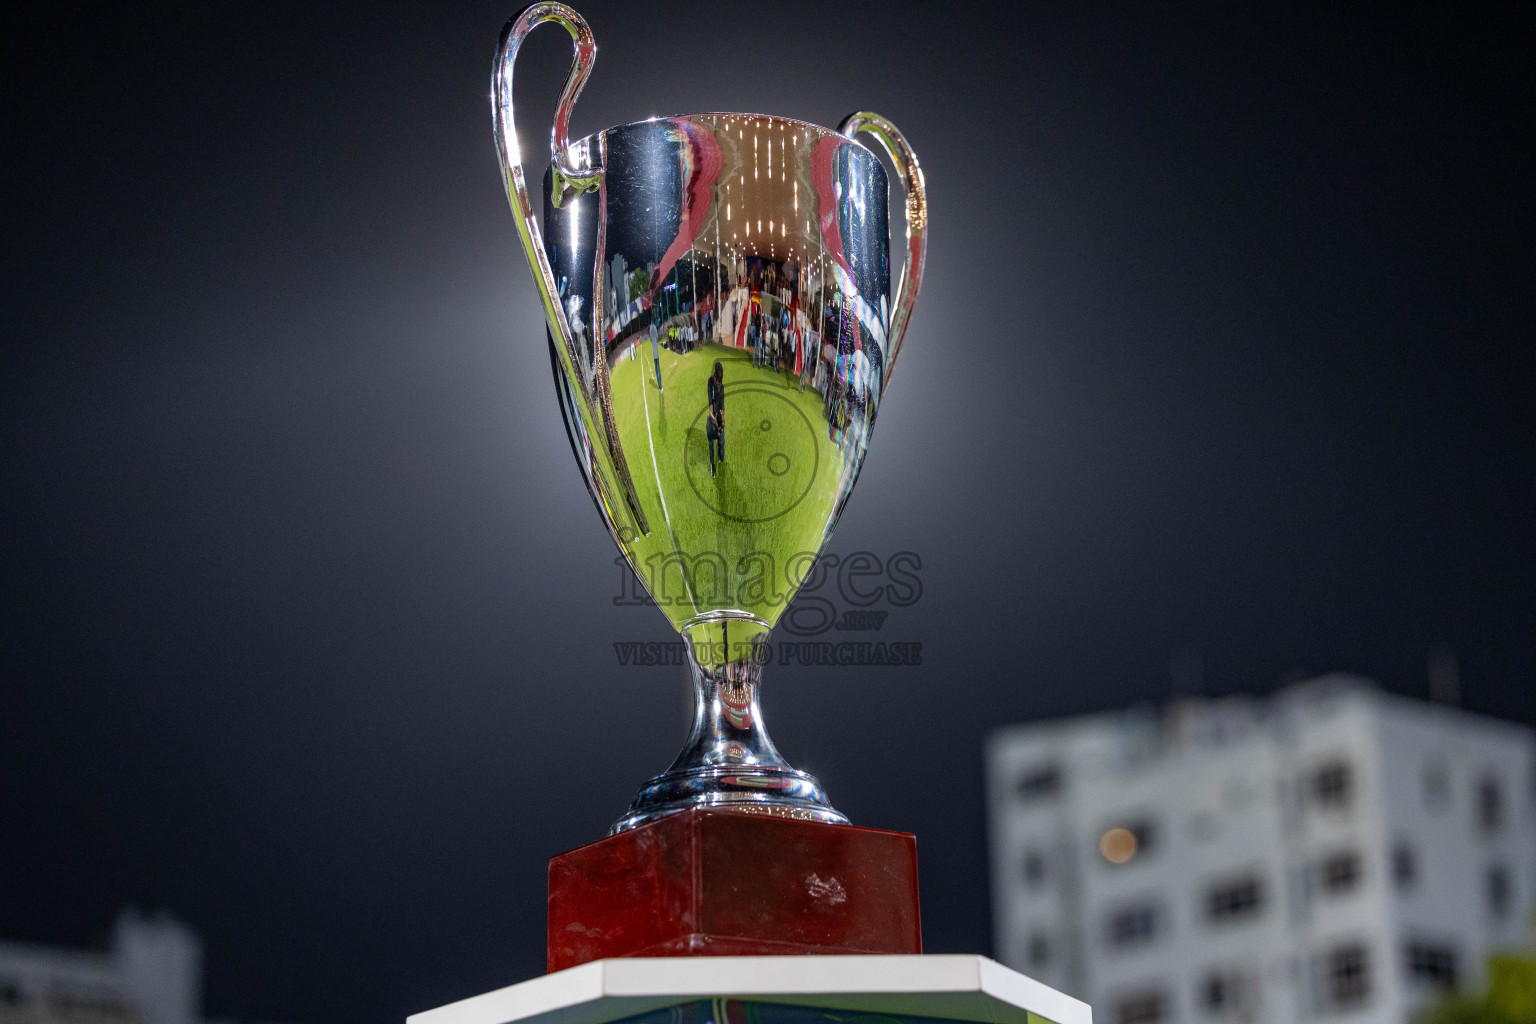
[610,764,849,834]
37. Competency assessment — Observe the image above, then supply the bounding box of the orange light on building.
[1100,828,1138,864]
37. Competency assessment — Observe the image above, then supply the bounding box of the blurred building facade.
[986,676,1536,1024]
[0,910,200,1024]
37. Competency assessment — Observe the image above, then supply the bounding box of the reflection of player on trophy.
[706,360,725,477]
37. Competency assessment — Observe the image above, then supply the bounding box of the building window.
[1393,843,1417,891]
[1023,848,1048,887]
[1017,764,1062,802]
[1106,902,1161,948]
[1310,760,1353,810]
[1318,850,1362,896]
[1487,863,1512,919]
[1200,971,1253,1018]
[1206,875,1265,923]
[1324,944,1371,1009]
[1115,990,1167,1024]
[1100,819,1156,866]
[1478,776,1505,834]
[1405,942,1459,989]
[1027,930,1051,969]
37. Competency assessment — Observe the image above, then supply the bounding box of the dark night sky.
[2,2,1532,1023]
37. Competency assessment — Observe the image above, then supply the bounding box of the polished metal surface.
[493,2,927,831]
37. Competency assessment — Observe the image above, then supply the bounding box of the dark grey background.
[2,3,1531,1023]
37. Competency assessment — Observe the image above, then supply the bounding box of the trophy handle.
[493,3,600,354]
[839,112,928,384]
[493,3,651,537]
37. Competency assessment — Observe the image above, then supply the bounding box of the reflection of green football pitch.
[608,340,843,634]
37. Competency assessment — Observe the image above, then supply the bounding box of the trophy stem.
[609,616,848,834]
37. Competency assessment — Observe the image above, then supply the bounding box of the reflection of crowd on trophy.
[719,254,880,447]
[603,247,880,449]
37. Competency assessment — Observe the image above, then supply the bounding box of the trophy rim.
[571,111,853,148]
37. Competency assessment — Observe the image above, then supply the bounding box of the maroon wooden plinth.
[546,809,921,972]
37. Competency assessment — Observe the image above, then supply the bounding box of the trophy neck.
[608,619,847,833]
[669,620,780,773]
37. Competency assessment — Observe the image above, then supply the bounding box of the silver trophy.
[493,2,927,832]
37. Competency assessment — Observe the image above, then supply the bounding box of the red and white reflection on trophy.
[720,687,753,730]
[721,774,794,790]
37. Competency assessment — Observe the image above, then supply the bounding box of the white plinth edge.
[408,955,1090,1024]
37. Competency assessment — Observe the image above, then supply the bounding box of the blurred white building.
[986,676,1536,1024]
[0,910,201,1024]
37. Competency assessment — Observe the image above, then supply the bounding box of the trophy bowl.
[493,2,927,833]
